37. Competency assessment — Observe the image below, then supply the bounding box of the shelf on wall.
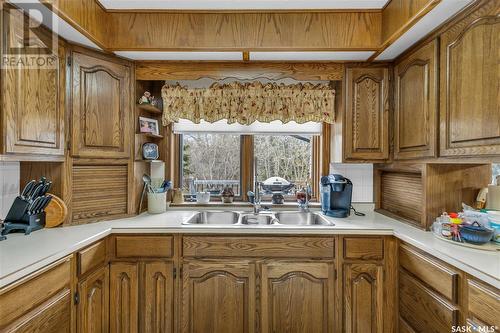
[137,104,162,115]
[135,159,164,163]
[138,132,164,139]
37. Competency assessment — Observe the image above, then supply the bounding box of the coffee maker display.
[320,174,353,218]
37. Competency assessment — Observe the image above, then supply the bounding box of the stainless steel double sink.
[182,211,334,226]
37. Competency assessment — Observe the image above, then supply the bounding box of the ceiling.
[97,0,390,10]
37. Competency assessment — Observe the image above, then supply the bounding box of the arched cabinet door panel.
[343,263,383,333]
[260,261,335,333]
[439,1,500,156]
[71,50,132,159]
[1,7,65,156]
[181,260,255,333]
[78,266,110,333]
[344,66,389,161]
[110,262,139,333]
[394,40,438,160]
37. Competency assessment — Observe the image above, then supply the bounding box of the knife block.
[1,196,46,236]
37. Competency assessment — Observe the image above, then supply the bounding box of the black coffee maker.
[320,174,353,218]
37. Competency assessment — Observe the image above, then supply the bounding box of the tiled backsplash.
[329,163,373,203]
[0,162,20,220]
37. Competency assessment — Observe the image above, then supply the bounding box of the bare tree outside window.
[254,135,312,193]
[182,133,241,195]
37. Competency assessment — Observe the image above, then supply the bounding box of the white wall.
[329,163,373,203]
[0,162,20,220]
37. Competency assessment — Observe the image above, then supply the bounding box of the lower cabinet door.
[181,260,255,333]
[110,262,139,333]
[142,261,175,333]
[260,261,335,333]
[343,263,384,333]
[78,266,110,333]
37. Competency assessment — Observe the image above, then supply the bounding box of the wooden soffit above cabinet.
[44,0,443,54]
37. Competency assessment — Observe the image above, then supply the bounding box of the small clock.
[142,143,159,160]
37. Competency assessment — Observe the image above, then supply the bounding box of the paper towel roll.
[487,185,500,210]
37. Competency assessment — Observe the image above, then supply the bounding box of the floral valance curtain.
[161,82,335,126]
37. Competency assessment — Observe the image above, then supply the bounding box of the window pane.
[182,133,241,196]
[254,135,313,195]
[493,164,500,183]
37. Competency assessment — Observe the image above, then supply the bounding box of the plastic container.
[459,222,494,245]
[489,221,500,243]
[147,192,167,214]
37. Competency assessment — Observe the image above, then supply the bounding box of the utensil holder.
[148,192,167,214]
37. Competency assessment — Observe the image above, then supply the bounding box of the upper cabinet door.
[439,2,500,157]
[344,67,389,161]
[1,8,65,156]
[394,40,438,160]
[260,261,335,333]
[71,50,132,159]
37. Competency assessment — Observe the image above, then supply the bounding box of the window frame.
[168,123,331,203]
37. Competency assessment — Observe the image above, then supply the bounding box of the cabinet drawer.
[399,244,459,302]
[0,256,72,327]
[467,279,500,328]
[78,239,108,276]
[182,236,334,258]
[115,235,173,258]
[343,237,384,260]
[399,269,458,333]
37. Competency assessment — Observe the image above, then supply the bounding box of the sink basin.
[274,212,334,226]
[183,211,240,225]
[241,214,277,225]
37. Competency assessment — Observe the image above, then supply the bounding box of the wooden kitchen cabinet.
[394,39,438,160]
[109,262,139,333]
[142,261,175,333]
[77,265,110,333]
[466,279,500,330]
[0,257,73,333]
[343,263,384,333]
[70,47,132,159]
[439,1,500,157]
[344,66,389,161]
[1,6,65,158]
[181,260,255,333]
[260,261,335,333]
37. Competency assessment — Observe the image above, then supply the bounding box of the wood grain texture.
[399,243,459,302]
[439,0,500,157]
[399,269,458,333]
[466,279,500,328]
[381,0,440,43]
[50,0,109,48]
[0,289,71,333]
[77,265,110,333]
[182,236,335,258]
[70,164,128,224]
[261,261,334,333]
[136,62,344,81]
[181,260,255,333]
[110,262,139,333]
[379,171,423,226]
[108,11,380,50]
[343,237,384,261]
[343,263,384,333]
[78,240,108,277]
[1,7,65,157]
[394,39,438,160]
[71,49,132,159]
[143,261,174,333]
[344,66,389,161]
[115,235,173,258]
[0,256,72,329]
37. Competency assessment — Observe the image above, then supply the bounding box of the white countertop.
[1,209,499,289]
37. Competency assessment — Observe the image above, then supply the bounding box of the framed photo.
[139,116,159,135]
